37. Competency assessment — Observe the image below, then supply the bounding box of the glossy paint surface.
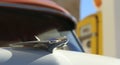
[0,47,120,65]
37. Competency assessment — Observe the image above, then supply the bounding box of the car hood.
[0,47,120,65]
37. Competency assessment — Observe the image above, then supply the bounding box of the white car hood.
[0,47,120,65]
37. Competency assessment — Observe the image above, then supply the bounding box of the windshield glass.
[0,29,82,52]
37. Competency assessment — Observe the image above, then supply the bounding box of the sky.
[80,0,97,20]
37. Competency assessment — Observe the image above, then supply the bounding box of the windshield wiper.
[10,36,69,52]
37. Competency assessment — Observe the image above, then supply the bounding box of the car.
[0,0,120,65]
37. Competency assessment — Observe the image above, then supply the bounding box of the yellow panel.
[76,14,98,54]
[90,16,97,54]
[76,12,103,55]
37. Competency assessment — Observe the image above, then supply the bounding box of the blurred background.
[53,0,120,58]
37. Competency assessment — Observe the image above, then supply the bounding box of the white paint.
[0,48,12,63]
[0,48,120,65]
[54,50,120,65]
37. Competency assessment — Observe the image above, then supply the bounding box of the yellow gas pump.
[76,12,102,55]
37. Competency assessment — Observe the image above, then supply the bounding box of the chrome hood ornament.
[10,36,69,52]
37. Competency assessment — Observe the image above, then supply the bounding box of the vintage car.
[0,0,120,65]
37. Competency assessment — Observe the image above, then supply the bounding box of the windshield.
[0,29,82,52]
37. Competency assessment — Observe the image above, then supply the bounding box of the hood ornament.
[10,36,69,53]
